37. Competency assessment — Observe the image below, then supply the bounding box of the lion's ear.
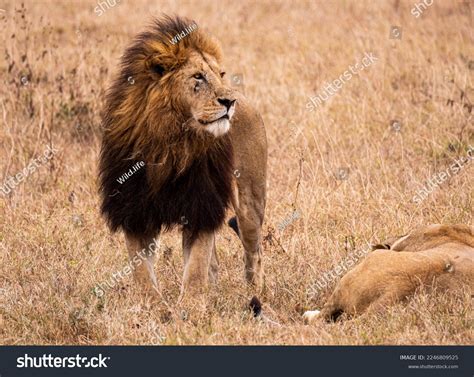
[146,55,173,77]
[150,62,165,76]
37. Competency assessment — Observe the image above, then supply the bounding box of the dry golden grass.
[0,0,473,345]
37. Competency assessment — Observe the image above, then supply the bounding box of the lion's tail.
[249,296,262,317]
[227,216,240,237]
[248,296,281,326]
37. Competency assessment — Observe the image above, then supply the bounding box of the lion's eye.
[193,73,204,80]
[220,71,226,78]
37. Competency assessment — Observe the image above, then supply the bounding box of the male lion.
[303,224,474,323]
[99,16,267,302]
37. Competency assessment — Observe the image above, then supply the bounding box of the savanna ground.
[0,0,473,345]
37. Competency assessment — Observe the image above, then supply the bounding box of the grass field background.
[0,0,473,344]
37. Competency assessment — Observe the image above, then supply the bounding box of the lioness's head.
[108,15,236,140]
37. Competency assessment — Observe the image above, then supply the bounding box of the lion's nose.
[218,98,236,111]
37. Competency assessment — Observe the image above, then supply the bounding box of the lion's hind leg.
[234,200,265,292]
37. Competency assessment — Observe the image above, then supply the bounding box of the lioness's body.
[99,16,267,303]
[304,224,474,322]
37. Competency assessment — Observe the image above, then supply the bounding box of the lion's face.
[143,47,236,138]
[169,51,236,137]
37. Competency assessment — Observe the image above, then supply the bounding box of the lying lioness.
[304,224,474,323]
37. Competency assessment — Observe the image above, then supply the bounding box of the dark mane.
[99,136,234,240]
